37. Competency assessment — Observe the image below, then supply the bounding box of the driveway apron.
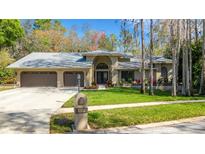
[0,87,77,134]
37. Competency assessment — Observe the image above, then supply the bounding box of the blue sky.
[59,19,150,44]
[60,19,122,38]
[21,19,150,43]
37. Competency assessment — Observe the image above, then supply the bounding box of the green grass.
[50,102,205,133]
[50,113,74,134]
[0,86,14,92]
[63,87,205,107]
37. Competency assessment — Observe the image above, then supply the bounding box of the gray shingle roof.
[117,62,149,70]
[131,55,172,64]
[151,56,172,63]
[7,52,92,69]
[81,50,132,58]
[7,51,171,70]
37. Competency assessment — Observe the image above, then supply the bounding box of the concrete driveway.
[0,87,77,134]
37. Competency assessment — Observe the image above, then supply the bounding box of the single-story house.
[7,50,172,87]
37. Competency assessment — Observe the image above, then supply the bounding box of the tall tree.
[0,49,13,68]
[33,19,52,30]
[0,49,14,84]
[134,22,140,52]
[110,34,117,51]
[189,20,193,95]
[182,20,186,95]
[140,19,145,94]
[170,20,177,96]
[176,19,181,93]
[195,19,198,42]
[185,20,191,96]
[199,19,205,95]
[67,28,81,52]
[120,20,133,52]
[0,19,24,49]
[53,20,66,33]
[149,19,154,95]
[30,29,68,52]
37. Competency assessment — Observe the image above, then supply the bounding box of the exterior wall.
[165,64,173,81]
[14,56,172,88]
[134,70,141,80]
[93,56,112,82]
[155,64,161,81]
[118,70,121,85]
[110,57,118,85]
[155,63,172,81]
[91,55,119,85]
[16,70,21,87]
[118,69,157,83]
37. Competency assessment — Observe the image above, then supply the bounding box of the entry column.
[16,70,21,87]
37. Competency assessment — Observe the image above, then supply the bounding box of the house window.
[96,63,108,69]
[161,67,168,79]
[121,71,134,82]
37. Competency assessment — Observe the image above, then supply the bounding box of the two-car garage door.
[21,72,57,87]
[20,71,84,87]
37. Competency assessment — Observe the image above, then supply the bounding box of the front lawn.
[50,113,73,134]
[63,87,205,107]
[51,102,205,133]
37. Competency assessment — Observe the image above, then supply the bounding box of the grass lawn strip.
[51,102,205,133]
[0,86,14,92]
[63,87,205,107]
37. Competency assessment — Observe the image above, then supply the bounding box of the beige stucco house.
[8,50,172,88]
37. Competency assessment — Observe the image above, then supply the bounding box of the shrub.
[0,68,15,84]
[106,80,114,87]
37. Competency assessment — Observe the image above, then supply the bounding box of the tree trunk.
[170,20,177,96]
[189,19,193,95]
[182,20,186,95]
[140,19,145,94]
[134,23,139,50]
[199,19,205,95]
[185,20,191,96]
[195,19,198,43]
[176,20,181,94]
[149,19,154,95]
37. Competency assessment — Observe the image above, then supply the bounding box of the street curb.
[82,116,205,133]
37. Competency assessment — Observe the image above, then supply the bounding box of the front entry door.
[97,71,108,84]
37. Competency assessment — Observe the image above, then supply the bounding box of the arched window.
[96,63,108,69]
[161,67,168,79]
